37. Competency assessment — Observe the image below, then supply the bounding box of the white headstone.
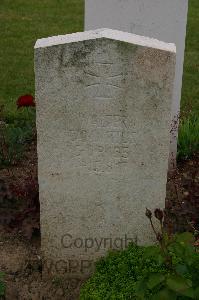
[35,29,176,279]
[85,0,188,168]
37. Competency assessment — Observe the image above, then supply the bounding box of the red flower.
[17,95,35,109]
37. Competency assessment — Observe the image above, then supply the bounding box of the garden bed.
[0,140,198,299]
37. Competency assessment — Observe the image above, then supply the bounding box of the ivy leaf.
[175,264,188,276]
[184,245,196,263]
[134,278,147,299]
[151,288,177,300]
[144,246,161,258]
[157,254,165,265]
[166,274,192,293]
[169,242,185,257]
[143,246,164,264]
[179,288,195,298]
[194,287,199,299]
[176,232,195,245]
[147,273,165,289]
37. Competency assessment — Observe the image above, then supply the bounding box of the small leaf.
[194,287,199,299]
[175,264,188,276]
[170,243,184,256]
[144,246,161,257]
[166,274,192,293]
[134,279,147,299]
[151,288,177,300]
[147,273,165,289]
[179,287,195,298]
[143,246,163,265]
[156,254,165,265]
[176,232,195,245]
[184,244,196,261]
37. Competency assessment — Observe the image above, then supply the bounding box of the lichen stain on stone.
[58,40,96,70]
[134,48,173,84]
[116,40,137,56]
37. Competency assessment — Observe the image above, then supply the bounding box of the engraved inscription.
[70,142,130,173]
[63,53,130,173]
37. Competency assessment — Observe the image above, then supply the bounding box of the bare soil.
[0,232,84,300]
[166,154,199,232]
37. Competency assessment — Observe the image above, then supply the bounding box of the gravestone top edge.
[34,28,176,53]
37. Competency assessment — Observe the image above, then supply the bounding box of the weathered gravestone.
[85,0,188,168]
[35,29,176,279]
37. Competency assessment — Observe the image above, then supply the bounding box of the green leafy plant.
[0,105,34,167]
[0,272,5,297]
[134,209,199,299]
[80,210,199,300]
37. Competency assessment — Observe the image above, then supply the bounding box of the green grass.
[0,0,84,121]
[178,112,199,159]
[0,0,198,158]
[178,0,199,159]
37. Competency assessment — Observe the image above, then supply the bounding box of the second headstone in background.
[85,0,188,168]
